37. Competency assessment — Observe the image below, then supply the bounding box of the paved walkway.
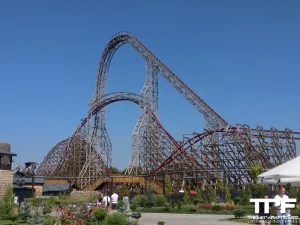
[51,211,245,225]
[138,213,245,225]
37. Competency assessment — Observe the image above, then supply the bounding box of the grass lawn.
[0,220,26,225]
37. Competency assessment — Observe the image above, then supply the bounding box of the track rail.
[94,31,228,129]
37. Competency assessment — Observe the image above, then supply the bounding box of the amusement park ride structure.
[36,32,300,192]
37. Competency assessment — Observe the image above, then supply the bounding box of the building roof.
[43,184,70,192]
[0,149,17,156]
[13,176,45,184]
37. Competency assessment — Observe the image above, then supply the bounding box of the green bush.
[233,209,245,218]
[162,206,170,212]
[177,202,181,210]
[158,221,165,225]
[0,186,15,217]
[130,204,137,211]
[131,195,147,207]
[103,213,127,225]
[5,213,18,225]
[154,195,167,207]
[182,205,197,213]
[93,208,107,224]
[144,189,155,208]
[117,200,125,209]
[212,205,222,212]
[171,201,175,208]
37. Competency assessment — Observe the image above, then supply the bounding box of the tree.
[119,184,130,199]
[224,185,231,203]
[93,208,107,225]
[110,166,122,174]
[249,161,263,184]
[19,201,31,220]
[0,186,15,216]
[164,175,172,197]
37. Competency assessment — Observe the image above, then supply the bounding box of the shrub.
[130,204,137,211]
[199,203,213,210]
[154,195,167,207]
[221,204,235,211]
[5,213,18,225]
[19,201,31,220]
[131,195,146,207]
[162,206,170,212]
[27,209,44,225]
[93,208,107,224]
[233,209,245,219]
[171,201,175,208]
[212,205,222,212]
[0,186,14,217]
[158,221,165,225]
[177,201,181,210]
[103,213,127,225]
[183,205,197,213]
[117,200,125,209]
[144,189,155,208]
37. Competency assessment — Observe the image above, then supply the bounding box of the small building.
[0,142,17,197]
[42,184,70,196]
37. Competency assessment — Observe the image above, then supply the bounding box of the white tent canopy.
[257,156,300,186]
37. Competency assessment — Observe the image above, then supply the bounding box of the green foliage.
[182,204,197,212]
[117,200,125,209]
[43,216,55,225]
[233,209,245,218]
[29,197,40,209]
[224,186,231,203]
[157,221,165,225]
[195,187,202,203]
[45,194,56,207]
[249,161,263,184]
[164,175,172,196]
[171,201,175,208]
[19,201,31,220]
[206,189,216,203]
[212,204,222,212]
[5,212,18,225]
[144,189,155,208]
[183,187,191,204]
[162,206,170,212]
[130,204,137,211]
[103,213,127,225]
[119,185,130,199]
[110,166,122,174]
[58,192,68,200]
[235,186,252,205]
[177,201,181,210]
[27,209,44,225]
[93,208,107,224]
[0,186,15,217]
[131,195,146,207]
[216,175,224,190]
[154,195,167,207]
[42,203,52,216]
[286,183,298,198]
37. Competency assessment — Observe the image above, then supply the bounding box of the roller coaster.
[36,31,300,192]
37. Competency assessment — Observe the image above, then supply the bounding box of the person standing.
[111,192,118,210]
[258,195,271,225]
[274,187,291,225]
[103,195,110,209]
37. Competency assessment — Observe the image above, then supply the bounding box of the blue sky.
[0,1,299,170]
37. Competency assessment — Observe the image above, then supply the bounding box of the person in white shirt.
[111,192,118,209]
[274,187,291,225]
[103,195,110,209]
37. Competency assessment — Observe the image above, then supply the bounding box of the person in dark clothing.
[258,195,271,225]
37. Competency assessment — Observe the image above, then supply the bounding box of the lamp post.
[30,162,38,197]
